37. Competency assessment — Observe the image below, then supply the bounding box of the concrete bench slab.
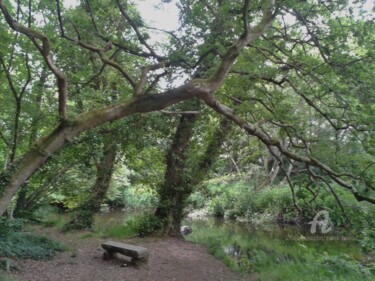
[102,241,148,259]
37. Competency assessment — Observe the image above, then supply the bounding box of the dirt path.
[9,226,256,281]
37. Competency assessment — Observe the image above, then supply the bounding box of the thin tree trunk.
[10,98,21,163]
[28,68,47,147]
[259,147,281,188]
[14,68,47,217]
[268,161,280,185]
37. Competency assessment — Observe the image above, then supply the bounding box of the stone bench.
[102,241,148,264]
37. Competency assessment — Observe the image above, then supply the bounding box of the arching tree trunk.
[0,0,280,215]
[0,84,206,216]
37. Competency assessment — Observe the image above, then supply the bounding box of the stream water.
[181,217,372,280]
[183,217,362,258]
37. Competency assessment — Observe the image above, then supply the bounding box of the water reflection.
[183,217,363,262]
[223,242,242,259]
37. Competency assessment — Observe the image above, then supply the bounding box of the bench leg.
[103,250,116,260]
[103,250,135,266]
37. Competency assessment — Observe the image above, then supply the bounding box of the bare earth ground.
[8,226,256,281]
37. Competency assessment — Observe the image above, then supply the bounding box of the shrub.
[0,272,14,280]
[0,218,63,261]
[0,233,63,260]
[246,186,292,214]
[360,229,375,253]
[191,175,375,231]
[0,218,24,236]
[208,197,226,217]
[224,209,238,220]
[123,185,159,210]
[188,191,206,209]
[126,214,164,237]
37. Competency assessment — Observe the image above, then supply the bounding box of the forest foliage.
[0,0,373,236]
[1,2,374,280]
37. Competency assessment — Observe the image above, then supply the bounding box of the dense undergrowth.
[35,207,158,239]
[185,219,375,281]
[183,175,375,280]
[0,218,63,275]
[188,175,375,229]
[3,174,374,281]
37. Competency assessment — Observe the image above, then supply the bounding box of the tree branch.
[159,110,200,115]
[115,0,163,61]
[0,0,68,121]
[55,0,137,89]
[135,61,169,95]
[201,94,375,204]
[243,0,250,34]
[210,0,275,87]
[0,0,276,215]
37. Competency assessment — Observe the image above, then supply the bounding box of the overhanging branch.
[202,93,375,204]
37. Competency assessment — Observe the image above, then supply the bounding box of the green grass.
[185,219,374,281]
[34,207,141,239]
[0,272,15,281]
[40,213,71,230]
[91,212,139,239]
[257,261,372,281]
[93,224,137,239]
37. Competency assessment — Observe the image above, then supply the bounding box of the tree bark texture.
[155,116,231,237]
[0,84,208,215]
[155,111,199,237]
[0,0,293,215]
[68,136,117,229]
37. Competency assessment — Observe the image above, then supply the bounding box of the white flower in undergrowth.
[187,208,209,220]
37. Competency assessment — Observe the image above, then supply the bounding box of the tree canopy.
[0,0,374,216]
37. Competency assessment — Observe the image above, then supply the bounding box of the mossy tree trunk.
[0,0,286,215]
[155,114,231,237]
[68,136,118,229]
[155,109,199,237]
